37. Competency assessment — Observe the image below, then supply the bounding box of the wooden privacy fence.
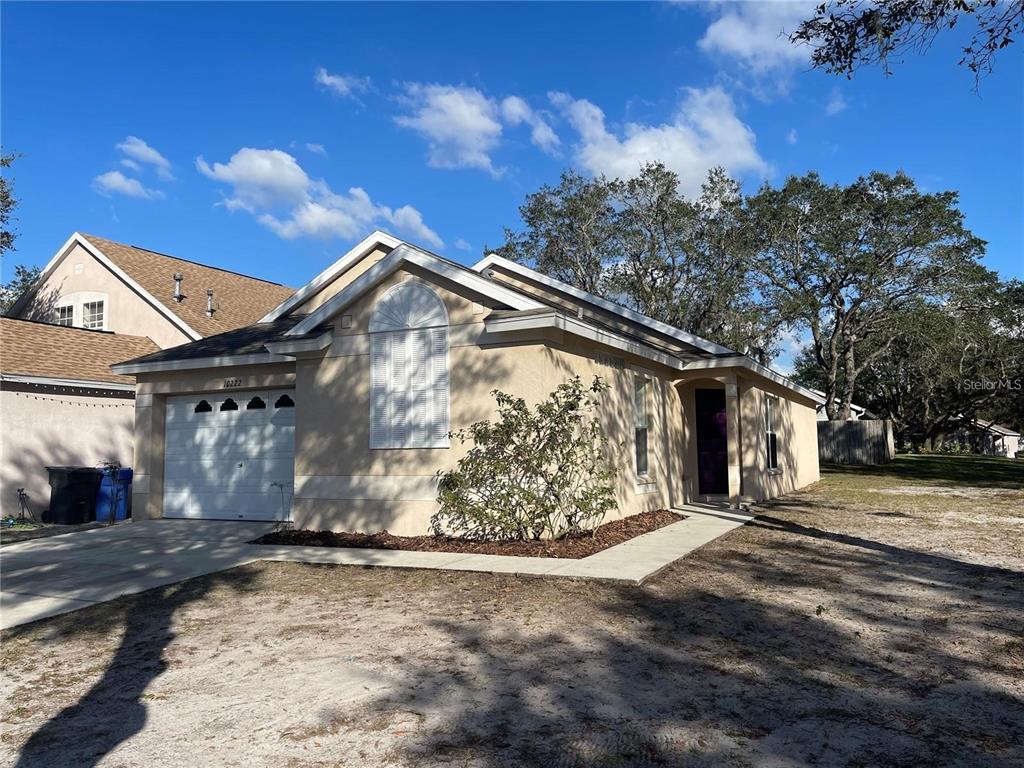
[817,419,895,465]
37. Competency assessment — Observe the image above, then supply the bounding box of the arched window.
[246,396,266,410]
[274,394,294,408]
[369,281,449,448]
[194,399,212,414]
[220,398,239,412]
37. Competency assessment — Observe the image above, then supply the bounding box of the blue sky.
[3,1,1021,297]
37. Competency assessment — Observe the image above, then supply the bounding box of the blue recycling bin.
[96,468,133,522]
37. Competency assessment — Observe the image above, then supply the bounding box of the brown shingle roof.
[0,317,159,384]
[82,234,295,338]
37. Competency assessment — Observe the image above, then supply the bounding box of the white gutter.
[473,253,735,356]
[485,309,686,372]
[111,352,293,376]
[264,332,333,356]
[679,356,826,404]
[0,373,135,392]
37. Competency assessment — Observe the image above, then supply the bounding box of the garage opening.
[163,389,295,520]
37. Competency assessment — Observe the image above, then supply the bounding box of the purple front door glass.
[695,389,728,495]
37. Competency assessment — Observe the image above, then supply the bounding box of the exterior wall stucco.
[14,242,191,349]
[0,386,135,518]
[739,377,821,500]
[291,267,685,535]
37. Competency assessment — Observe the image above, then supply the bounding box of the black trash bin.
[45,467,104,525]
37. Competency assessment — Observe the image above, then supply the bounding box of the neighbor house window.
[765,395,779,470]
[55,305,74,326]
[633,374,650,476]
[369,282,449,449]
[82,300,105,329]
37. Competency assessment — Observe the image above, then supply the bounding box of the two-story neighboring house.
[1,232,294,518]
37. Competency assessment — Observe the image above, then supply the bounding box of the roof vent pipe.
[173,273,184,302]
[206,288,215,317]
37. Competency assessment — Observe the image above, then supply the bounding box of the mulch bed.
[252,509,685,559]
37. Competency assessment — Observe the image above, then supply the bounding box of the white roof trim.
[680,356,826,404]
[264,332,333,356]
[111,352,292,375]
[7,232,203,341]
[259,230,403,322]
[473,254,735,356]
[485,310,686,371]
[286,244,544,338]
[0,373,135,392]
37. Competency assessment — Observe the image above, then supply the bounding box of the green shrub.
[433,375,617,541]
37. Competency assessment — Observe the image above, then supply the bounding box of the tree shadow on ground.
[8,567,258,768]
[348,510,1024,766]
[822,454,1024,489]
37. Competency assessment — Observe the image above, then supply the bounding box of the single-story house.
[113,231,825,534]
[0,318,158,518]
[1,232,295,518]
[950,420,1022,458]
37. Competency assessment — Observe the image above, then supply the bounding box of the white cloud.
[120,158,142,173]
[197,147,442,248]
[698,1,813,73]
[550,87,767,196]
[92,170,164,200]
[315,67,371,98]
[196,148,311,211]
[500,96,560,154]
[454,238,472,252]
[825,88,848,116]
[305,143,327,156]
[395,83,505,175]
[117,136,174,180]
[787,128,798,145]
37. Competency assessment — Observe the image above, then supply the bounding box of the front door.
[695,389,728,496]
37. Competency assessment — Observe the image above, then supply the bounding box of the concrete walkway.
[0,505,751,630]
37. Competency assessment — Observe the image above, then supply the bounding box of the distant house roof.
[973,419,1021,437]
[7,233,295,341]
[0,317,158,386]
[81,235,295,338]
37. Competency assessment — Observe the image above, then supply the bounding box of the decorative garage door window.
[369,281,450,449]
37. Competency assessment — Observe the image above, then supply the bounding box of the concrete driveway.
[0,520,277,629]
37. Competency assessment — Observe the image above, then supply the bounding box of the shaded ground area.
[2,456,1022,767]
[253,509,684,559]
[0,520,109,546]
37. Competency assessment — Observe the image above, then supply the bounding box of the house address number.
[224,378,242,388]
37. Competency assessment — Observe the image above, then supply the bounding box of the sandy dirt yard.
[2,456,1022,767]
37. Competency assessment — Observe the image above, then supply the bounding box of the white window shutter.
[368,281,450,450]
[409,329,428,446]
[430,327,449,446]
[390,332,408,447]
[370,334,389,448]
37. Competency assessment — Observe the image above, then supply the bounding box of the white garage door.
[164,390,295,520]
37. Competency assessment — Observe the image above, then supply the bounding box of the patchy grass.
[1,455,1022,767]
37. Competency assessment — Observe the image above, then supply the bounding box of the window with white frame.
[82,300,105,330]
[633,374,650,476]
[55,305,74,326]
[369,282,449,449]
[765,394,779,470]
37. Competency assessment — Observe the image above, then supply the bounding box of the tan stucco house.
[1,232,294,517]
[112,231,824,534]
